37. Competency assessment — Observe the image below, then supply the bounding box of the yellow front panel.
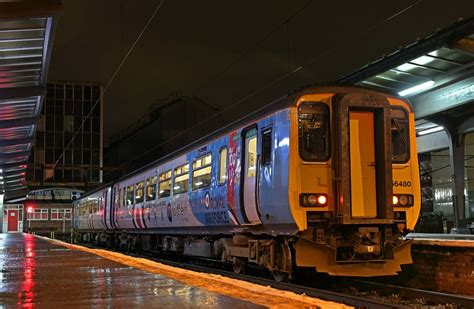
[349,111,377,218]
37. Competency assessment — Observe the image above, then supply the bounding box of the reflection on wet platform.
[0,233,259,308]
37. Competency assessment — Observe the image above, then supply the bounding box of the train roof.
[76,84,411,201]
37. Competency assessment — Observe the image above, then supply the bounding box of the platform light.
[398,80,435,97]
[417,125,444,136]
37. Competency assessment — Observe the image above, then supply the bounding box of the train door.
[349,111,377,218]
[241,127,262,224]
[333,93,393,224]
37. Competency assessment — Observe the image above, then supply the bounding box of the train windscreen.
[391,108,409,163]
[298,102,330,161]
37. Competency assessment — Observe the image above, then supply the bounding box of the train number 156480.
[392,181,411,187]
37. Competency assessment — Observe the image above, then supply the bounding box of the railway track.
[80,242,474,308]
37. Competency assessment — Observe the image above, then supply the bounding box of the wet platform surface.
[0,233,260,308]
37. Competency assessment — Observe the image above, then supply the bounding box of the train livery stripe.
[141,205,148,228]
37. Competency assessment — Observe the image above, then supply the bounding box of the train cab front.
[289,87,420,277]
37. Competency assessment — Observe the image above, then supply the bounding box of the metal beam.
[416,130,449,153]
[0,137,33,147]
[337,17,474,84]
[412,76,474,119]
[0,152,30,161]
[4,189,29,201]
[0,86,45,100]
[0,162,27,169]
[0,117,36,129]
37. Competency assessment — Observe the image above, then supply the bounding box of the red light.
[317,195,327,205]
[27,207,33,213]
[307,194,317,205]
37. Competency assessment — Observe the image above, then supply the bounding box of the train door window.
[391,108,410,163]
[126,186,134,205]
[218,148,227,185]
[146,176,157,201]
[193,154,212,190]
[158,170,172,198]
[261,127,272,165]
[174,164,189,194]
[135,181,145,203]
[247,137,257,177]
[298,102,330,161]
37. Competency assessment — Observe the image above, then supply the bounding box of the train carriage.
[73,85,420,279]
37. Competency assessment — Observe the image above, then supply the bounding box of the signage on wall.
[27,189,83,201]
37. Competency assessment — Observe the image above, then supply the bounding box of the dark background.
[47,0,474,144]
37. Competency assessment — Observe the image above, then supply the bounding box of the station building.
[3,80,104,235]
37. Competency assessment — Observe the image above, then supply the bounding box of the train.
[73,85,421,280]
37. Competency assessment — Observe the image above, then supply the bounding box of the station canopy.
[0,2,61,200]
[338,18,474,137]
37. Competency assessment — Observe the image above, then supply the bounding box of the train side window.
[193,153,212,190]
[174,164,189,195]
[126,185,134,205]
[146,176,157,201]
[391,108,410,163]
[298,102,330,161]
[158,170,172,198]
[261,127,272,165]
[218,148,227,185]
[135,181,145,203]
[122,188,126,207]
[115,188,120,208]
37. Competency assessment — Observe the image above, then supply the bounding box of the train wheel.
[272,241,292,282]
[272,271,289,282]
[232,257,246,274]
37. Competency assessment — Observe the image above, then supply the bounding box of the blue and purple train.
[73,85,421,279]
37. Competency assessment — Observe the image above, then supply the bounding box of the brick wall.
[398,243,474,296]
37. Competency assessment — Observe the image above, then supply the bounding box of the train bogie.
[73,85,421,278]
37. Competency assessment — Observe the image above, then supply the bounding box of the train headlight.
[300,193,328,207]
[392,194,414,207]
[317,195,327,205]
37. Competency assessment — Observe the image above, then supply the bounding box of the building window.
[193,154,212,190]
[174,164,189,195]
[158,170,172,198]
[218,148,227,184]
[51,209,72,220]
[135,181,144,203]
[28,209,48,220]
[146,176,157,201]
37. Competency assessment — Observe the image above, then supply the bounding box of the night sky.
[47,0,474,144]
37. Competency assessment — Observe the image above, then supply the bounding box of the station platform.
[0,233,342,308]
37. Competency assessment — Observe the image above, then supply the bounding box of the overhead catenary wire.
[104,0,425,176]
[51,0,165,171]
